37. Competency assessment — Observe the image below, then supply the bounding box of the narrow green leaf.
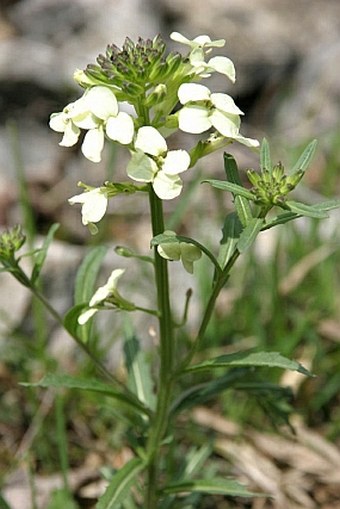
[46,488,78,509]
[31,223,60,283]
[262,211,298,230]
[63,303,88,340]
[21,373,150,416]
[290,139,317,175]
[170,369,248,415]
[260,138,272,173]
[185,350,311,376]
[162,478,258,497]
[312,198,340,211]
[123,335,156,410]
[96,457,145,509]
[218,213,242,268]
[202,179,254,200]
[237,218,264,253]
[286,200,329,219]
[74,245,108,305]
[223,153,253,226]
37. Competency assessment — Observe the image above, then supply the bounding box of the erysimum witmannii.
[127,126,191,200]
[170,32,235,82]
[68,187,109,234]
[49,86,134,162]
[177,83,259,148]
[78,269,133,325]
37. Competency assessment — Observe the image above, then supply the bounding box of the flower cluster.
[49,86,134,162]
[50,31,258,232]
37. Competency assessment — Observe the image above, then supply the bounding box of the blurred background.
[1,1,340,508]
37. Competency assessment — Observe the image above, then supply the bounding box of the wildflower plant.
[2,32,340,508]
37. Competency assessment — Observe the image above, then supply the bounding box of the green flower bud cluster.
[247,163,304,207]
[85,35,185,100]
[0,225,26,262]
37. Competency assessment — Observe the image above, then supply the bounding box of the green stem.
[178,249,241,371]
[145,186,174,508]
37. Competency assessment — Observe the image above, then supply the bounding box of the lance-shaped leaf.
[162,478,259,497]
[236,218,264,253]
[260,138,272,173]
[290,139,317,176]
[218,212,242,268]
[184,350,311,376]
[124,335,156,410]
[224,152,253,226]
[31,223,59,284]
[286,200,329,219]
[21,373,151,416]
[96,457,145,509]
[203,179,254,200]
[74,245,108,305]
[262,211,299,231]
[312,198,340,212]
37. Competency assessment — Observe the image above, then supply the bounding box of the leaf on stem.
[96,457,145,509]
[185,350,312,376]
[31,223,60,284]
[21,373,150,416]
[218,212,242,268]
[223,152,253,226]
[162,477,260,497]
[202,179,254,200]
[123,335,156,410]
[290,139,317,176]
[236,218,264,253]
[286,200,329,219]
[260,138,272,173]
[74,245,108,305]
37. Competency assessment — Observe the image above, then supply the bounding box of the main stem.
[146,186,174,508]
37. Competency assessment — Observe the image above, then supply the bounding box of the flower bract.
[127,126,190,199]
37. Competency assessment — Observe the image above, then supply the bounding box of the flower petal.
[106,112,134,144]
[207,56,236,82]
[59,121,80,147]
[84,86,118,120]
[157,242,181,261]
[170,32,192,45]
[178,105,211,134]
[153,171,183,200]
[78,308,98,325]
[127,151,157,182]
[81,128,104,163]
[135,126,167,156]
[71,111,99,130]
[162,150,190,175]
[178,83,211,104]
[209,110,240,138]
[49,112,67,132]
[89,268,125,307]
[234,134,260,148]
[69,188,108,225]
[211,93,243,115]
[180,243,202,262]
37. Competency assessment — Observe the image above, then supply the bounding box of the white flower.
[177,83,259,148]
[170,32,235,82]
[68,187,108,233]
[49,86,134,163]
[157,230,202,274]
[127,126,190,200]
[78,269,125,324]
